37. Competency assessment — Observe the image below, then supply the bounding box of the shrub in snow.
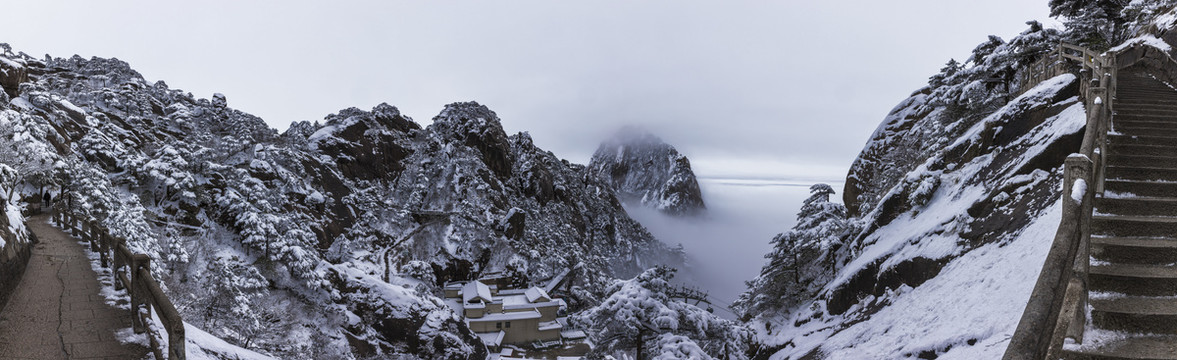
[198,253,273,349]
[399,260,435,285]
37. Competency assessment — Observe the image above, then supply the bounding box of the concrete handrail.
[49,206,185,360]
[1004,43,1114,360]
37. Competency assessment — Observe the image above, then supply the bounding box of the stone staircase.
[1064,68,1177,359]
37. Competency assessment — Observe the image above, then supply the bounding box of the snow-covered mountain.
[586,127,706,216]
[0,44,685,358]
[740,3,1177,359]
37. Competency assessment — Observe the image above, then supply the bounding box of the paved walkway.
[0,215,149,359]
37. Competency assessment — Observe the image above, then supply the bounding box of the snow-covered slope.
[747,4,1177,357]
[0,45,681,359]
[586,127,706,216]
[757,74,1083,359]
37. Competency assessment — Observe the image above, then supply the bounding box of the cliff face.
[0,179,32,314]
[0,45,680,359]
[586,127,706,216]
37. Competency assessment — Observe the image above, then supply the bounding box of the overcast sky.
[1,1,1055,180]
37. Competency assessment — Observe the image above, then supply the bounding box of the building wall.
[468,317,560,344]
[501,319,559,345]
[464,306,485,318]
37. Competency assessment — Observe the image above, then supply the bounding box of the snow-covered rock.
[587,127,706,216]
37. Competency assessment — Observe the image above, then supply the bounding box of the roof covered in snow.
[463,281,493,304]
[525,287,551,303]
[475,330,506,347]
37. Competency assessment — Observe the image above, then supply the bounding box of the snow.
[0,56,22,70]
[57,98,87,117]
[772,201,1062,359]
[182,322,276,360]
[1109,34,1172,53]
[1072,179,1088,203]
[9,97,33,110]
[538,320,563,331]
[951,74,1076,150]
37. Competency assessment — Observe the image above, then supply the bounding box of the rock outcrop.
[586,127,705,216]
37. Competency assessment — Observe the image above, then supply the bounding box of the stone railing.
[1003,43,1116,360]
[51,206,185,360]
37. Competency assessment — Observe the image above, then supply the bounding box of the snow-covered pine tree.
[200,253,270,349]
[734,183,853,320]
[1051,0,1132,48]
[574,266,748,360]
[928,59,962,88]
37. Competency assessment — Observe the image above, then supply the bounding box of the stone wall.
[0,201,33,313]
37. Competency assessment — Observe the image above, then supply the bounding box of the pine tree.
[1051,0,1131,48]
[928,59,962,88]
[575,266,748,360]
[734,183,853,319]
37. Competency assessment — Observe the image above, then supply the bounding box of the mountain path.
[0,214,149,360]
[1063,68,1177,359]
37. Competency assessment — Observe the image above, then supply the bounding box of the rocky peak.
[429,101,514,179]
[586,126,705,216]
[309,103,419,182]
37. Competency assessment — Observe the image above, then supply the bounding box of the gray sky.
[1,1,1054,180]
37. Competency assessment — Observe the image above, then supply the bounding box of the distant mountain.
[586,127,705,216]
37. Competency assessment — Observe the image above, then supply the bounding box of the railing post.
[1066,155,1094,344]
[130,254,150,333]
[87,221,100,252]
[114,238,127,291]
[69,213,79,237]
[169,320,186,360]
[98,226,110,268]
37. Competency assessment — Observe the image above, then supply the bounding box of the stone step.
[1106,166,1177,182]
[1115,101,1177,107]
[1092,296,1177,334]
[1109,134,1177,147]
[1116,93,1177,99]
[1112,127,1177,138]
[1115,102,1177,108]
[1115,113,1177,121]
[1092,236,1177,265]
[1113,108,1177,117]
[1116,92,1177,96]
[1096,197,1177,216]
[1092,214,1177,238]
[1106,154,1177,169]
[1061,334,1177,359]
[1108,143,1177,157]
[1114,121,1177,131]
[1104,180,1177,198]
[1089,263,1177,296]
